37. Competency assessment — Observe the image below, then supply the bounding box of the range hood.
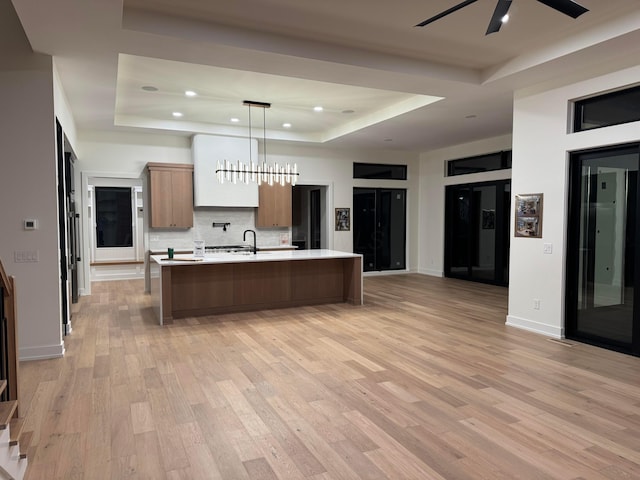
[192,134,259,207]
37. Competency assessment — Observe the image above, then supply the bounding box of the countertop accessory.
[193,240,205,257]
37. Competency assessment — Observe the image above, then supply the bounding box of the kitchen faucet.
[243,229,257,254]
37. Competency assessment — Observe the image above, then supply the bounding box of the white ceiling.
[9,0,640,152]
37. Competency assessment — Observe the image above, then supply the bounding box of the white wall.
[418,134,513,277]
[53,59,78,154]
[79,130,192,173]
[507,64,640,338]
[0,53,65,360]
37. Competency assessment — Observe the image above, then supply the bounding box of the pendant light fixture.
[215,100,299,186]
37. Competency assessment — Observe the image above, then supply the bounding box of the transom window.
[573,85,640,132]
[447,151,512,177]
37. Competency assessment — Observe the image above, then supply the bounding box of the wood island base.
[151,253,362,324]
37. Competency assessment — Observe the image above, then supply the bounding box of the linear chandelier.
[215,100,299,186]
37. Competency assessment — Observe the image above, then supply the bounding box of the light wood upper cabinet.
[256,183,292,228]
[147,163,194,228]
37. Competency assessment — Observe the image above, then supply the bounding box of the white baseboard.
[417,268,443,277]
[19,342,65,361]
[91,273,144,281]
[90,264,145,282]
[363,269,410,277]
[506,315,563,339]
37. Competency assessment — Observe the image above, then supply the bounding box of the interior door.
[567,144,640,355]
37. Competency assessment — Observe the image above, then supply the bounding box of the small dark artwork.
[482,209,495,230]
[335,208,350,231]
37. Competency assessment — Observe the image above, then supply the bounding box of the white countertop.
[151,249,362,266]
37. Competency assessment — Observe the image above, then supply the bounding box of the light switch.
[543,243,553,254]
[14,250,39,263]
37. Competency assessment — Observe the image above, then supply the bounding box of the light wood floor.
[20,275,640,479]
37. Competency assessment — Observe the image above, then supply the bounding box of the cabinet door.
[171,169,194,228]
[149,169,174,228]
[256,184,292,227]
[273,184,292,226]
[148,163,194,228]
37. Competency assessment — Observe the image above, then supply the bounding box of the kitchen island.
[150,249,363,324]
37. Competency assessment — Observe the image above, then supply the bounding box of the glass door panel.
[445,180,510,286]
[353,188,376,271]
[472,185,497,281]
[449,187,471,276]
[379,189,406,270]
[353,188,407,272]
[568,144,640,354]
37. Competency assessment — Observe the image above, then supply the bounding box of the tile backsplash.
[148,207,289,252]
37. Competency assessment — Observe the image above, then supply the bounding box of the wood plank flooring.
[19,275,640,479]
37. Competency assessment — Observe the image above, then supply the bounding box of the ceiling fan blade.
[536,0,589,18]
[415,0,479,27]
[486,0,512,35]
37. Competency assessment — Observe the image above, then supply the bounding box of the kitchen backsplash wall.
[148,207,289,252]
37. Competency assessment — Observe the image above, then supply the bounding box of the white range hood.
[192,134,259,207]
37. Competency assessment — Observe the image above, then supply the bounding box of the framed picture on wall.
[515,193,543,238]
[335,208,350,231]
[482,209,495,229]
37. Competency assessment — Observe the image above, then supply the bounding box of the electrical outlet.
[533,298,540,310]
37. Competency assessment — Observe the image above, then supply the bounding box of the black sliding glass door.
[445,180,511,286]
[566,144,640,355]
[353,188,406,272]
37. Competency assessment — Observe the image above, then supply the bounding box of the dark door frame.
[565,142,640,356]
[310,189,321,249]
[56,119,69,335]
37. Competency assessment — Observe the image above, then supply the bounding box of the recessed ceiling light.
[230,118,240,123]
[172,112,183,118]
[282,123,292,128]
[313,106,323,112]
[141,85,158,92]
[342,109,355,114]
[185,90,197,97]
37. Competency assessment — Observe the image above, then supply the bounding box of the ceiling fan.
[415,0,589,35]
